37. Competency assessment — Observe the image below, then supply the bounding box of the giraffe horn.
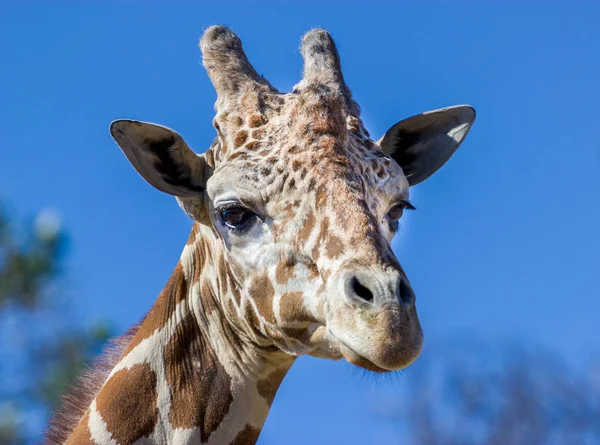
[299,28,359,116]
[199,25,273,96]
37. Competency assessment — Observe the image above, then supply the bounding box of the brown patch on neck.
[200,279,221,314]
[231,424,261,445]
[217,253,230,295]
[163,312,234,441]
[243,298,262,332]
[187,222,201,245]
[43,326,140,445]
[95,363,159,444]
[192,234,211,284]
[256,366,289,407]
[123,261,189,355]
[45,258,189,444]
[65,410,92,445]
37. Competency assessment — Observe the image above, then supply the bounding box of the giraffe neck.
[67,223,294,445]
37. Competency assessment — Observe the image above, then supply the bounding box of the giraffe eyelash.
[397,199,416,211]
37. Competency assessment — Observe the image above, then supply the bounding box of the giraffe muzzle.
[323,267,423,372]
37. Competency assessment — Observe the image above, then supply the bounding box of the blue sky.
[1,2,599,444]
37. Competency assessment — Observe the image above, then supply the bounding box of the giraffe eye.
[386,201,415,232]
[387,204,404,221]
[218,205,257,232]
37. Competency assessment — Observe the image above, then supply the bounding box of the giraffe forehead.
[215,110,390,183]
[211,143,399,209]
[214,89,347,156]
[207,88,406,216]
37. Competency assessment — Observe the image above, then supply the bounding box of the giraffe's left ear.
[110,120,212,220]
[377,105,476,186]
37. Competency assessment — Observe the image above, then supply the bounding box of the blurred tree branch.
[0,203,111,445]
[0,207,65,309]
[380,337,600,445]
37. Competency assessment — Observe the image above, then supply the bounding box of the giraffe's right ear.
[110,120,211,197]
[110,120,212,220]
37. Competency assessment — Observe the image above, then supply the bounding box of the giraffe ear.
[377,105,476,186]
[110,120,211,198]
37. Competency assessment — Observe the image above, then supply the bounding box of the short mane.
[43,323,141,445]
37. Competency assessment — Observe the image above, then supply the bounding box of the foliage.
[0,204,110,445]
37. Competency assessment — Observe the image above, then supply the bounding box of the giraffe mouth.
[328,331,390,373]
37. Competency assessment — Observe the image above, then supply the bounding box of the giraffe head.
[110,26,475,372]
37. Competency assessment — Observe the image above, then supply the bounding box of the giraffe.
[45,25,475,445]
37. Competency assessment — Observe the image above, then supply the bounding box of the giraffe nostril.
[350,276,374,303]
[399,277,415,305]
